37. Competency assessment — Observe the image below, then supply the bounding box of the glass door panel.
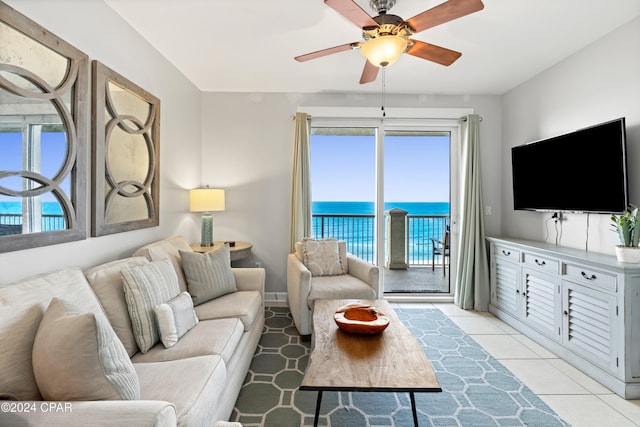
[310,127,377,263]
[383,130,451,293]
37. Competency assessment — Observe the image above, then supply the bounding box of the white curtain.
[454,114,490,310]
[290,112,312,253]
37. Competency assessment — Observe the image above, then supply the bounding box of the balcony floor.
[383,265,450,293]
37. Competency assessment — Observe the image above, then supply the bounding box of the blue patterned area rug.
[231,307,568,427]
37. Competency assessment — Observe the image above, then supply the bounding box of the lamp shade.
[189,188,225,212]
[360,35,408,67]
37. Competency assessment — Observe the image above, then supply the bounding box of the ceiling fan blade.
[406,0,484,33]
[324,0,379,28]
[359,60,379,84]
[406,40,462,66]
[295,42,358,62]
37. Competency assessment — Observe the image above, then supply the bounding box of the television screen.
[512,118,628,214]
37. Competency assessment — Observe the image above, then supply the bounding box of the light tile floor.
[391,302,640,427]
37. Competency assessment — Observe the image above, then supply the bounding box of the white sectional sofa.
[0,236,264,427]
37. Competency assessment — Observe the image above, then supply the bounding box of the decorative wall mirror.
[91,61,160,236]
[0,3,88,253]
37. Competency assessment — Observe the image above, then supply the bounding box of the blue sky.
[310,133,450,203]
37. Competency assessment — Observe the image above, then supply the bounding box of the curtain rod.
[459,115,483,122]
[292,114,483,122]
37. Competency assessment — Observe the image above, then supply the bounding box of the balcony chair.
[431,225,450,277]
[287,238,379,336]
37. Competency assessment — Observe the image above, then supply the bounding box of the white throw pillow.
[180,245,237,305]
[121,259,180,353]
[297,238,344,276]
[154,291,199,348]
[32,298,140,401]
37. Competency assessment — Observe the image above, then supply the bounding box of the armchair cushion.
[295,238,346,276]
[307,274,377,303]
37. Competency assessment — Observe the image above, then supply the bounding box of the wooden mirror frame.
[91,61,160,236]
[0,2,88,253]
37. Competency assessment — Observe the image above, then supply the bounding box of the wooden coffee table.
[300,299,441,426]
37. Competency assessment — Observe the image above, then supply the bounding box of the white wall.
[1,1,202,284]
[501,17,640,255]
[201,92,503,293]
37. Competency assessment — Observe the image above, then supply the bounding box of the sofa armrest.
[287,254,313,333]
[232,267,265,295]
[347,254,380,296]
[1,400,176,427]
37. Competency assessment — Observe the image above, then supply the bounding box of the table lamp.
[189,187,225,246]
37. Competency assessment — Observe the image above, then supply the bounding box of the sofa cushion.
[307,274,377,303]
[296,238,345,276]
[180,246,237,305]
[84,257,149,357]
[132,318,243,364]
[133,236,193,293]
[155,291,199,348]
[194,290,262,331]
[0,268,104,401]
[32,298,140,401]
[296,239,348,274]
[121,259,180,353]
[135,355,226,427]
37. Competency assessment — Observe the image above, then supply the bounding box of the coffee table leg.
[410,392,418,426]
[313,390,323,427]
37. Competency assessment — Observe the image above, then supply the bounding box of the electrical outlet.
[255,261,262,268]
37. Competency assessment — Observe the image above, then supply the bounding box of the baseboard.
[264,292,288,307]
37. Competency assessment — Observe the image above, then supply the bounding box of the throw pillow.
[180,245,237,305]
[296,239,348,274]
[154,291,199,348]
[298,238,344,276]
[32,298,140,401]
[121,259,180,353]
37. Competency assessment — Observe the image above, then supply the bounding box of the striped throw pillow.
[121,259,180,353]
[180,245,237,305]
[154,291,199,348]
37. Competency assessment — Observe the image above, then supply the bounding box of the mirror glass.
[92,61,159,236]
[0,4,87,251]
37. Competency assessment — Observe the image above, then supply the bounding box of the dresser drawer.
[563,263,617,291]
[494,245,521,263]
[523,252,559,274]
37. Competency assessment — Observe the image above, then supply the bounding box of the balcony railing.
[312,213,449,266]
[0,213,66,235]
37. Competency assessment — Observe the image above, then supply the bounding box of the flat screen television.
[511,117,628,214]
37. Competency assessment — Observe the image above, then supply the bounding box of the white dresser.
[487,237,640,399]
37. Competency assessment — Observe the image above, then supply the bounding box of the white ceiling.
[105,0,640,95]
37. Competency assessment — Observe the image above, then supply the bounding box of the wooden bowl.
[334,303,390,335]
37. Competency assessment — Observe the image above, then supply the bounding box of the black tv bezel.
[511,117,628,215]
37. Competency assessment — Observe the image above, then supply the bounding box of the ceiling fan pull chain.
[381,68,386,117]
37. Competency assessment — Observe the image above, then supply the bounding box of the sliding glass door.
[310,118,458,296]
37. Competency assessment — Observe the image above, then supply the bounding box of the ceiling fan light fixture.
[360,35,407,67]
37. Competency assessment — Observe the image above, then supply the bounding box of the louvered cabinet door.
[491,257,521,317]
[562,281,618,374]
[522,268,561,341]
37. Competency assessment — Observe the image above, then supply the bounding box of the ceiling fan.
[295,0,484,84]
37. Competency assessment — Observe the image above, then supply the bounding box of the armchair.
[287,239,379,336]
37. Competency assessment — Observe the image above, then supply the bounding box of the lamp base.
[201,212,214,247]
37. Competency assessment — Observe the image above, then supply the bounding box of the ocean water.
[0,201,65,232]
[313,201,449,216]
[312,201,450,263]
[0,201,63,214]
